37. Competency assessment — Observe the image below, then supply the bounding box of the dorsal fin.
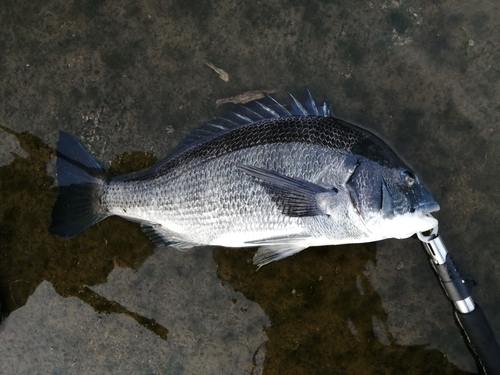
[150,88,331,170]
[304,88,319,116]
[286,90,308,115]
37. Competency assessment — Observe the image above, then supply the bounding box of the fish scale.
[103,141,368,247]
[50,90,439,267]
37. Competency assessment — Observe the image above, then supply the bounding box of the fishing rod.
[417,226,500,374]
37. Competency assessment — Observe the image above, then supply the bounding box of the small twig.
[204,60,229,82]
[461,27,474,56]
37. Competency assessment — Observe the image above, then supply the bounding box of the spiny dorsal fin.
[152,88,331,169]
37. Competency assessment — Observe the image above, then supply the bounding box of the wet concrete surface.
[1,0,499,373]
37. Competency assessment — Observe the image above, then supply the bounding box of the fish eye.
[400,170,415,187]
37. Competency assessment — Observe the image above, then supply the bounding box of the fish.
[49,89,439,267]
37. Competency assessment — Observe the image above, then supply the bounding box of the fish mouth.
[417,201,440,215]
[416,201,440,229]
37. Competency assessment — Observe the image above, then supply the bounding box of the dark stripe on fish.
[129,116,401,182]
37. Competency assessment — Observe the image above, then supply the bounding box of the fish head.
[346,158,440,239]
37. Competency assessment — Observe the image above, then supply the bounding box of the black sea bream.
[50,90,439,267]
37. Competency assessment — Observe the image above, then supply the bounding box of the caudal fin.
[49,132,110,238]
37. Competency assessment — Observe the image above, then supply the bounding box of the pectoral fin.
[237,164,338,217]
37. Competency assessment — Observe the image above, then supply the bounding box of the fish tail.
[49,131,110,238]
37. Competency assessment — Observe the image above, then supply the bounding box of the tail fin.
[49,132,110,238]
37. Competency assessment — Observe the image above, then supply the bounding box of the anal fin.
[141,224,196,250]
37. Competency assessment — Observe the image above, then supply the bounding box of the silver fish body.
[50,90,439,266]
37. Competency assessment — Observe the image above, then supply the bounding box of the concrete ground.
[1,0,499,373]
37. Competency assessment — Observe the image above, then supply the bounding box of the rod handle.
[455,304,500,375]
